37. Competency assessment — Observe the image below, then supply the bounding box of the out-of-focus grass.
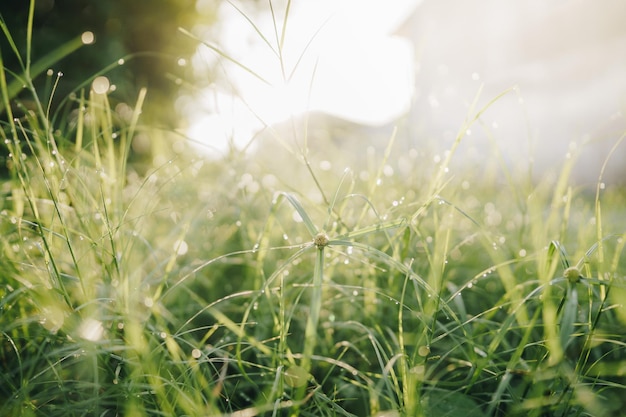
[1,1,626,416]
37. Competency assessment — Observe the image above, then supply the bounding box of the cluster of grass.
[2,2,626,416]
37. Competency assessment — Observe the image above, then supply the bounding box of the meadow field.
[1,2,626,416]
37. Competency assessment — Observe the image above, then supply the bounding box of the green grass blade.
[1,35,86,113]
[277,191,318,237]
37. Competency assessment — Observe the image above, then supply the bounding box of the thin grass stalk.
[25,0,34,78]
[397,259,424,416]
[13,119,74,307]
[594,130,625,298]
[295,240,325,405]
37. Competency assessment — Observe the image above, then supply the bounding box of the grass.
[2,1,626,416]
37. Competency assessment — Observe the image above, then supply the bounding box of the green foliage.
[1,1,626,416]
[0,0,207,126]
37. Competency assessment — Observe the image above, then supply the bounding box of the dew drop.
[81,31,95,45]
[79,318,104,342]
[92,76,110,94]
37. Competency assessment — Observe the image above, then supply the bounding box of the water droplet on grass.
[81,31,94,45]
[79,318,104,342]
[92,76,110,94]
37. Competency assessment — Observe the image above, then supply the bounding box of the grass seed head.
[314,232,329,249]
[564,266,582,283]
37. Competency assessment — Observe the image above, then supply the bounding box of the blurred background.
[2,0,625,184]
[0,0,204,126]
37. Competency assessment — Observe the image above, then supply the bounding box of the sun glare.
[184,0,420,154]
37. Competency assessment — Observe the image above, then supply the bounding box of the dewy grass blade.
[549,240,571,270]
[3,2,625,414]
[0,36,86,113]
[277,191,318,237]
